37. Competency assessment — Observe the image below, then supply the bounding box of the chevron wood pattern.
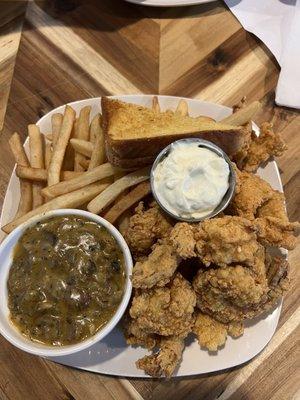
[0,1,299,399]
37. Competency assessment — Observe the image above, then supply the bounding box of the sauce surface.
[7,215,125,346]
[153,141,230,219]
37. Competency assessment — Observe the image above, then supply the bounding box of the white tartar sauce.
[153,141,230,219]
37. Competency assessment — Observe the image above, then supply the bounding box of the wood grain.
[0,1,299,399]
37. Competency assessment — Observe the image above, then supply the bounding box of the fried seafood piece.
[170,222,196,259]
[193,312,244,351]
[265,256,290,304]
[241,122,287,173]
[257,191,287,222]
[254,216,300,250]
[125,202,172,257]
[130,273,196,337]
[132,244,179,289]
[123,315,158,350]
[193,256,289,324]
[136,336,184,377]
[171,217,261,267]
[229,170,280,220]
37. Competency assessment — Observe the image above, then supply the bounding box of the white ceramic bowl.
[0,209,133,357]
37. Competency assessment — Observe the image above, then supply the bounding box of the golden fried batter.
[125,202,172,257]
[136,337,184,377]
[193,312,244,351]
[229,170,279,220]
[171,217,261,267]
[132,244,179,289]
[170,222,196,259]
[193,312,227,351]
[130,273,196,337]
[257,191,287,222]
[241,122,287,172]
[193,255,289,324]
[255,216,300,250]
[123,315,158,350]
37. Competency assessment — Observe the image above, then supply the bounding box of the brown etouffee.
[7,215,125,346]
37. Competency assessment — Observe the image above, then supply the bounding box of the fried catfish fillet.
[125,202,172,257]
[254,216,300,250]
[170,217,261,267]
[229,170,282,220]
[136,336,184,377]
[193,312,244,351]
[241,122,287,172]
[193,256,289,324]
[132,244,180,289]
[130,273,196,337]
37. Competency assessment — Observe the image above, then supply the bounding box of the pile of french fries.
[2,97,261,235]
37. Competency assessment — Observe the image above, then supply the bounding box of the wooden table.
[0,1,299,399]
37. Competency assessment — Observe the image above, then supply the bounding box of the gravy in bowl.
[7,215,125,346]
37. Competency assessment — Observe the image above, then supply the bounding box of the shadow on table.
[19,0,225,33]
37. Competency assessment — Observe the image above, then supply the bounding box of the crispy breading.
[125,202,172,256]
[228,321,244,337]
[193,312,244,352]
[170,222,196,259]
[170,217,261,267]
[195,216,262,267]
[123,315,157,350]
[257,191,287,222]
[229,170,278,220]
[193,256,289,324]
[241,122,287,172]
[130,273,196,337]
[255,216,300,250]
[132,244,179,289]
[193,312,228,351]
[136,336,184,377]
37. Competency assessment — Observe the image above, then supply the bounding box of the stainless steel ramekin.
[150,138,236,222]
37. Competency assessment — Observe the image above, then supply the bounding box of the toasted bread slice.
[105,144,154,170]
[102,97,246,161]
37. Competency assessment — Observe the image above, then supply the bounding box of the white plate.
[124,0,216,7]
[0,95,284,377]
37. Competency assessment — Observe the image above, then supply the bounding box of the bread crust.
[102,97,246,163]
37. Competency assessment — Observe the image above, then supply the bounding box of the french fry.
[152,96,161,113]
[87,166,150,214]
[9,132,30,166]
[73,118,83,171]
[89,113,102,143]
[220,101,261,126]
[28,124,44,208]
[51,113,63,148]
[74,106,91,171]
[78,106,91,141]
[114,169,127,181]
[118,212,130,236]
[88,114,105,170]
[17,181,33,217]
[62,118,76,171]
[103,181,151,224]
[45,133,53,142]
[48,105,76,186]
[70,138,93,158]
[45,142,52,169]
[42,163,115,199]
[176,99,188,116]
[16,166,82,182]
[8,133,32,216]
[2,182,109,234]
[80,158,90,170]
